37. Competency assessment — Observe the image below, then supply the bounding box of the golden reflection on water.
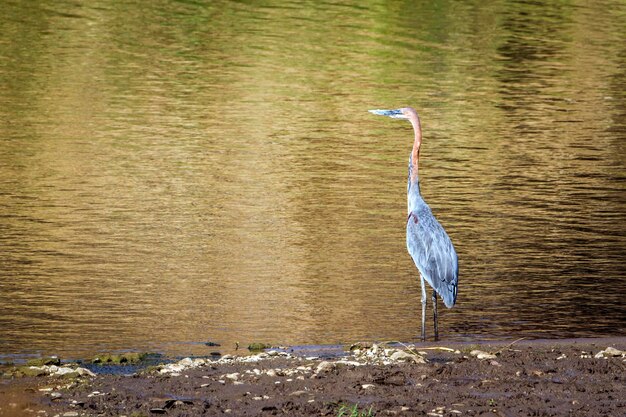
[0,0,625,359]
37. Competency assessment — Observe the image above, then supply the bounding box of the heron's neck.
[409,118,422,185]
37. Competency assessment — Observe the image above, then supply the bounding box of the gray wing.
[406,208,458,308]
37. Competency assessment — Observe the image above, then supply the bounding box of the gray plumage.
[406,156,458,309]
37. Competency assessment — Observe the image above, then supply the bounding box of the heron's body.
[369,107,458,341]
[407,154,458,310]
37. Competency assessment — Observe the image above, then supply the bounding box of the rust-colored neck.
[409,114,422,184]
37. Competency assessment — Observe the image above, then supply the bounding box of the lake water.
[1,0,625,361]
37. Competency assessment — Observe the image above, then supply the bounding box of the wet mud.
[1,338,624,417]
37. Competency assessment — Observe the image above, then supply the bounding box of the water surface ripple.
[0,0,625,360]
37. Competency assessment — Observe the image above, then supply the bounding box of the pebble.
[390,350,426,364]
[315,361,335,374]
[594,347,625,358]
[225,372,239,380]
[160,364,184,374]
[179,358,193,366]
[470,350,497,360]
[54,367,75,376]
[62,412,79,417]
[605,347,624,356]
[362,384,375,389]
[76,367,96,377]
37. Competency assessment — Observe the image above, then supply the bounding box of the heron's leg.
[420,275,427,342]
[432,290,438,341]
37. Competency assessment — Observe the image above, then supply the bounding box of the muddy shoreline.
[1,337,625,417]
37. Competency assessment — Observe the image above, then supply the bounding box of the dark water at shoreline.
[1,0,625,361]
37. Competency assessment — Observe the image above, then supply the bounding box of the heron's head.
[368,107,419,122]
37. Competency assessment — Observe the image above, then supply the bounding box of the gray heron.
[370,107,458,341]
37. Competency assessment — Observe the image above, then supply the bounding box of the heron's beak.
[368,109,407,119]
